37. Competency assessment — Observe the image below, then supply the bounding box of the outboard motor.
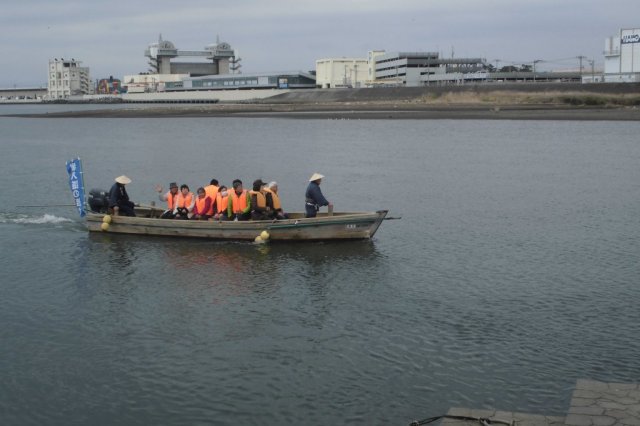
[88,189,110,213]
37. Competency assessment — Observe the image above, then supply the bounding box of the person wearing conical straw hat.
[108,175,136,216]
[305,173,332,218]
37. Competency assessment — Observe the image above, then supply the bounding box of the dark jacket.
[108,183,130,208]
[305,181,329,207]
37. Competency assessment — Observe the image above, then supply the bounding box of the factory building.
[604,28,640,82]
[144,35,236,77]
[47,58,92,99]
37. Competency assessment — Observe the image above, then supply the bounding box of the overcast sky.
[2,0,640,87]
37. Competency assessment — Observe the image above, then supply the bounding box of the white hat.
[309,173,324,182]
[115,175,132,184]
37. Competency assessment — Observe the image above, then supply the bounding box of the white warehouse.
[315,57,369,88]
[604,28,640,82]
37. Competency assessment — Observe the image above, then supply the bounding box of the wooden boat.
[86,206,388,241]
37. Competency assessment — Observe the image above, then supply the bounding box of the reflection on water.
[86,233,383,305]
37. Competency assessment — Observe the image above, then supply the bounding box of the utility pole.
[577,55,586,80]
[533,59,542,82]
[588,59,595,82]
[354,63,358,88]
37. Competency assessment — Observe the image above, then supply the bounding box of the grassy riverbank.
[410,90,640,107]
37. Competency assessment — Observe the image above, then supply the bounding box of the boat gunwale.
[86,210,386,229]
[85,210,388,240]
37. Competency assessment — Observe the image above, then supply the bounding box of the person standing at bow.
[305,173,332,218]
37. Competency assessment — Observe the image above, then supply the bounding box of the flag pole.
[78,157,87,210]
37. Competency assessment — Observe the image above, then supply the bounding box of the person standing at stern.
[305,173,332,218]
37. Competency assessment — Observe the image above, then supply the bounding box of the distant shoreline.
[4,83,640,120]
[4,102,640,121]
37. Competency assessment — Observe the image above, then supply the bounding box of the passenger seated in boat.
[264,181,288,220]
[213,186,230,220]
[204,179,219,217]
[228,179,251,221]
[156,182,179,219]
[249,179,271,220]
[109,175,136,217]
[192,187,212,220]
[173,184,195,220]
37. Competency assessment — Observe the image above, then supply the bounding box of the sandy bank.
[5,102,640,121]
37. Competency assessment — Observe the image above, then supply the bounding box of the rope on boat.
[16,204,75,208]
[410,415,514,426]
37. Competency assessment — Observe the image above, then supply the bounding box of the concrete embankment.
[4,83,640,120]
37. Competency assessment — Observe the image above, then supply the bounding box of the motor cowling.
[88,189,109,213]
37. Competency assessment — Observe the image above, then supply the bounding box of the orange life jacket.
[230,189,248,213]
[166,191,177,210]
[263,188,281,210]
[176,192,194,210]
[194,195,210,215]
[204,185,219,215]
[216,192,229,214]
[249,190,267,209]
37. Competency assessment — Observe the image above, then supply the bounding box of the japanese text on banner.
[66,158,86,217]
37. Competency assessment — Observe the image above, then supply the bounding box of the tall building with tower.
[144,35,237,77]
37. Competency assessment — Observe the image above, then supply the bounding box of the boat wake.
[0,213,75,225]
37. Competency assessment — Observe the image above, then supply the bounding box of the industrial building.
[315,58,369,88]
[373,51,487,86]
[604,27,640,82]
[144,35,236,76]
[316,50,583,87]
[118,36,316,94]
[122,73,188,93]
[164,71,316,91]
[316,51,493,88]
[0,87,46,101]
[47,58,92,99]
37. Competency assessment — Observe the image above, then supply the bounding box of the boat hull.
[86,209,387,241]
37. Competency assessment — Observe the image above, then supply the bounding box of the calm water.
[1,110,639,426]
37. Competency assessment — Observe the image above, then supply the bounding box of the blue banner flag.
[66,158,86,217]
